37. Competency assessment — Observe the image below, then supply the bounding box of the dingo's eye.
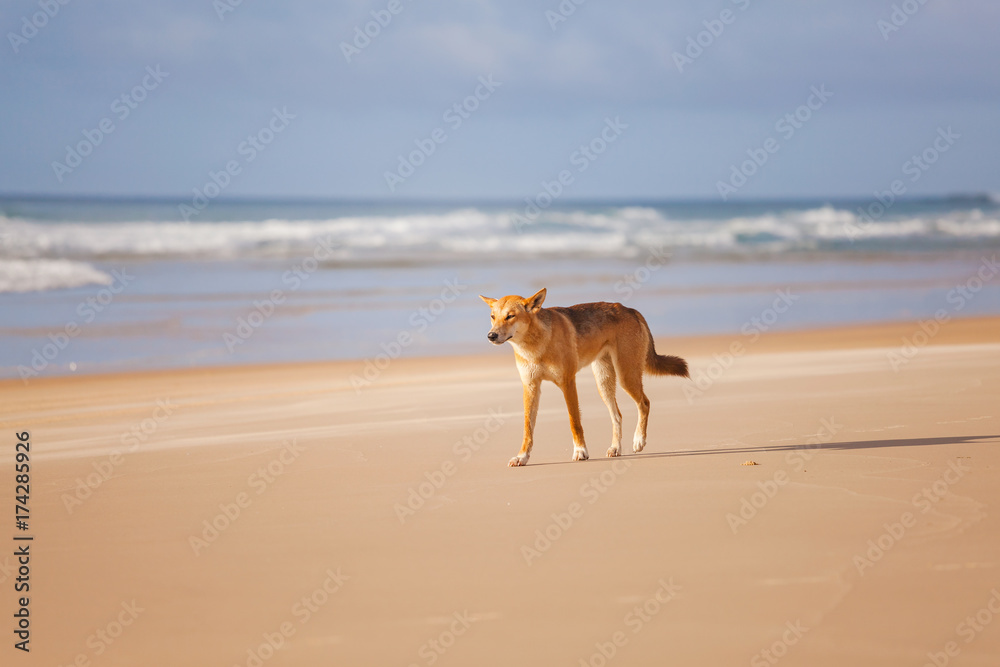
[505,314,514,321]
[490,315,495,321]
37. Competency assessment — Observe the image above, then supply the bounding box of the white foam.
[1,205,998,270]
[936,216,1000,237]
[0,259,112,293]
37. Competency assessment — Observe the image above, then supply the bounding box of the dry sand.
[2,316,1000,666]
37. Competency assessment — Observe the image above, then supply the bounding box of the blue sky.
[1,0,997,200]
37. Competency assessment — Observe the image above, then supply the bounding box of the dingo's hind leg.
[616,349,650,453]
[592,354,623,457]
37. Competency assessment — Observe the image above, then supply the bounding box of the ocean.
[2,195,999,379]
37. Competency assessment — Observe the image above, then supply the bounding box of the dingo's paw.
[606,445,621,457]
[633,437,646,453]
[573,446,589,461]
[508,454,529,467]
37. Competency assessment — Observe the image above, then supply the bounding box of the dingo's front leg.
[559,377,589,461]
[510,379,541,466]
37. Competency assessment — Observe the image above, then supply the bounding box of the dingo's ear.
[524,288,546,312]
[479,295,497,306]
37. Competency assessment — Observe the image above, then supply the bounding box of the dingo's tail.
[635,311,689,378]
[647,349,689,377]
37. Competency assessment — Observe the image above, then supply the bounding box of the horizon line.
[0,191,995,207]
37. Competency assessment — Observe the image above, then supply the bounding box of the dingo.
[479,289,688,466]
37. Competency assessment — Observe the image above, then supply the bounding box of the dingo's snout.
[487,328,510,344]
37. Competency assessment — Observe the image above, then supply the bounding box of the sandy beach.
[3,315,1000,666]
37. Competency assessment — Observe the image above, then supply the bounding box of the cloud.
[1,0,998,197]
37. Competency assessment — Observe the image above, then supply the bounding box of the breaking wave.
[0,258,113,294]
[2,200,998,291]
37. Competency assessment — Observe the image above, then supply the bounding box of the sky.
[1,0,998,201]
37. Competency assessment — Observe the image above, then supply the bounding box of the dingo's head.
[478,288,546,345]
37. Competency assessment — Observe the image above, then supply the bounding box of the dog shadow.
[526,434,999,467]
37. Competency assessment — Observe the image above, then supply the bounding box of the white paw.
[573,447,589,461]
[508,453,529,467]
[633,437,646,453]
[606,445,621,457]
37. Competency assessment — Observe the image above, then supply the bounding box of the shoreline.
[3,251,997,378]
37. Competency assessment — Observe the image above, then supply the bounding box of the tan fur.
[479,288,689,466]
